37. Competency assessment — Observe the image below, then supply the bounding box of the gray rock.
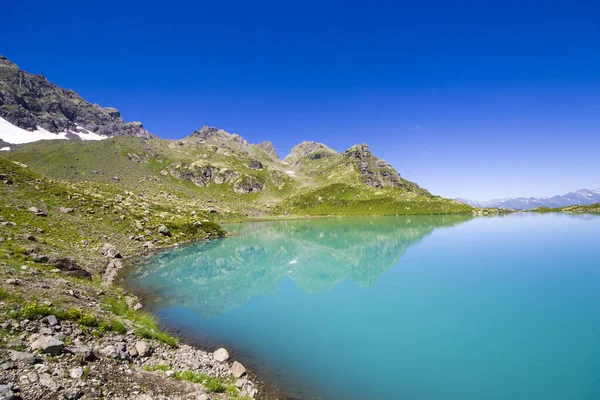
[100,345,119,358]
[213,348,229,362]
[69,345,97,362]
[69,367,84,379]
[135,341,152,357]
[57,207,74,213]
[38,372,60,391]
[5,278,20,285]
[30,335,65,355]
[157,224,171,236]
[9,350,38,364]
[45,315,59,326]
[127,346,138,357]
[133,302,143,311]
[231,361,247,378]
[0,384,15,400]
[46,255,92,280]
[99,243,122,258]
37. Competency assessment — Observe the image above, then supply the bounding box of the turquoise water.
[125,213,600,400]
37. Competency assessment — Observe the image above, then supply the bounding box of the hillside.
[1,133,472,218]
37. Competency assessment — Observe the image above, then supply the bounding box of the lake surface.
[125,213,600,400]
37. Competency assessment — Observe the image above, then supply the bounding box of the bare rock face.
[233,176,264,194]
[255,141,279,159]
[0,55,154,142]
[342,143,405,189]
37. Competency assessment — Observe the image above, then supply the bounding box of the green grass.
[104,297,178,346]
[143,364,170,372]
[174,370,238,394]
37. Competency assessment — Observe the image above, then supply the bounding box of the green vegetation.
[531,203,600,214]
[104,297,178,346]
[143,364,170,372]
[174,370,232,394]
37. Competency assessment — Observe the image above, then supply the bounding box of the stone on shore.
[99,243,122,258]
[213,348,229,362]
[231,361,247,378]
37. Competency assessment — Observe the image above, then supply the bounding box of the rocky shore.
[1,252,259,400]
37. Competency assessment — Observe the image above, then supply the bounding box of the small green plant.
[22,300,52,319]
[143,364,170,372]
[174,370,226,393]
[81,366,91,380]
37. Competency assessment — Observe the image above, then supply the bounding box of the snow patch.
[0,117,108,145]
[0,147,10,152]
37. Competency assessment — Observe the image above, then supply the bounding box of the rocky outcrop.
[0,55,153,142]
[233,176,264,194]
[166,163,219,187]
[284,141,337,164]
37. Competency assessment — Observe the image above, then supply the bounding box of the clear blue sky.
[3,0,600,200]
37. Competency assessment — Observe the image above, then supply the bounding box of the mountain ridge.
[457,188,600,210]
[0,54,153,145]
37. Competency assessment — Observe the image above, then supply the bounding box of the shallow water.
[125,213,600,400]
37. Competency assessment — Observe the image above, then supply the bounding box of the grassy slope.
[0,154,227,341]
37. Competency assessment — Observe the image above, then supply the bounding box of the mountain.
[0,54,471,217]
[0,55,153,147]
[457,189,600,210]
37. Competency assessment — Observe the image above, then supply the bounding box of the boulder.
[44,315,59,326]
[57,207,74,213]
[100,345,119,359]
[213,348,229,362]
[9,350,38,364]
[157,224,171,236]
[46,255,92,280]
[135,341,152,357]
[231,361,247,378]
[30,335,65,355]
[99,243,122,258]
[0,384,16,400]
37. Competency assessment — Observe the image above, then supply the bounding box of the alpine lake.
[124,213,600,400]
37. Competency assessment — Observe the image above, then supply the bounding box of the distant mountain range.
[456,189,600,210]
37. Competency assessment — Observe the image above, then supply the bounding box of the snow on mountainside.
[0,55,153,147]
[0,116,106,147]
[457,189,600,210]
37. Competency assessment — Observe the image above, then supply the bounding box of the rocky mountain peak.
[284,141,337,163]
[343,143,373,160]
[0,55,154,145]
